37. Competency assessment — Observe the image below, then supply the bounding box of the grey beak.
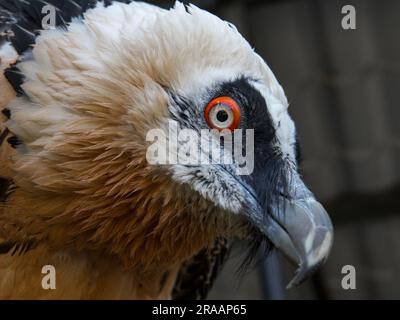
[241,171,333,288]
[266,195,333,288]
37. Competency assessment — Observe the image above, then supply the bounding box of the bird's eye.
[204,96,241,131]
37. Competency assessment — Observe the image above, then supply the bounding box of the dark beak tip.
[285,261,325,289]
[285,230,333,289]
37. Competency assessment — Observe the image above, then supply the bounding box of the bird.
[0,0,333,299]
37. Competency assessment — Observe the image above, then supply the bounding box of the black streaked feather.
[0,0,133,94]
[0,239,36,256]
[172,238,230,300]
[0,177,14,202]
[4,62,24,95]
[10,22,37,55]
[1,108,11,119]
[0,241,15,254]
[0,128,9,146]
[6,135,21,148]
[0,177,34,254]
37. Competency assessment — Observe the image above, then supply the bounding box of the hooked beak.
[240,170,333,288]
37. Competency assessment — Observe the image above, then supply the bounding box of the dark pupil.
[216,110,229,122]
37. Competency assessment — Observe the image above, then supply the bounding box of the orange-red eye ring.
[204,96,241,131]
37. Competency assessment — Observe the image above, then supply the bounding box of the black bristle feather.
[237,232,272,278]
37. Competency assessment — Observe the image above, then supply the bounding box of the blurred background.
[152,0,400,299]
